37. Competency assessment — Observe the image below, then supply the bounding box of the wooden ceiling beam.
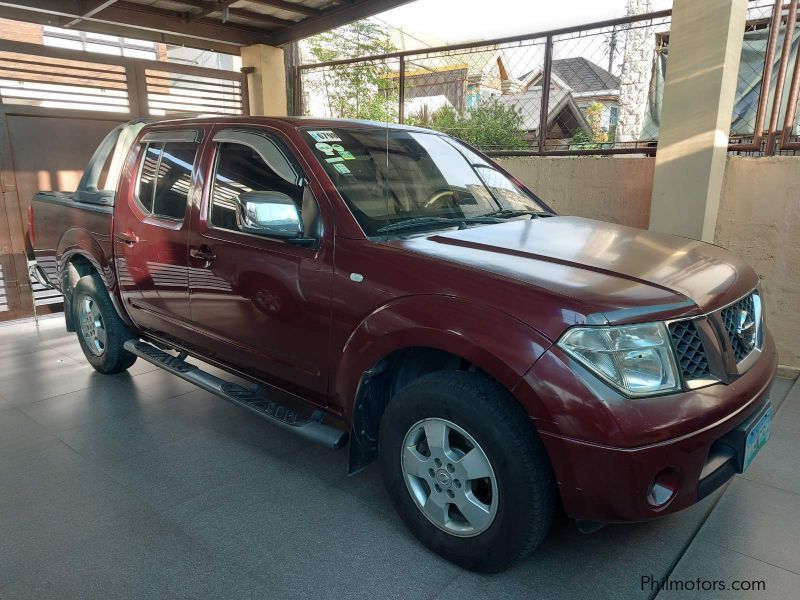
[225,7,294,28]
[90,1,270,45]
[182,1,295,28]
[0,0,416,49]
[245,1,319,17]
[183,0,238,22]
[264,0,414,45]
[64,0,121,25]
[0,3,247,52]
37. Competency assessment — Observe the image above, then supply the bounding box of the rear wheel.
[73,273,137,374]
[379,370,556,573]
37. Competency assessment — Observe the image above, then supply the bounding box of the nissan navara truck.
[28,117,776,572]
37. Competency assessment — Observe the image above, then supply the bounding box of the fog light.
[647,468,680,508]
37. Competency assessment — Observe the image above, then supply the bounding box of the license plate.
[743,407,772,471]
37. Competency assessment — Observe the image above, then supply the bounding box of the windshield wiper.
[376,215,503,234]
[482,209,554,219]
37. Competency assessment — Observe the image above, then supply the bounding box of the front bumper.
[515,331,778,523]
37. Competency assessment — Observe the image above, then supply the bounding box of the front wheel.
[73,273,137,374]
[379,371,556,573]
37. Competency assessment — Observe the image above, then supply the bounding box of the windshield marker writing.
[308,130,341,142]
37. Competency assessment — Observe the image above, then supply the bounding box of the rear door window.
[152,142,197,220]
[136,143,161,213]
[135,135,199,221]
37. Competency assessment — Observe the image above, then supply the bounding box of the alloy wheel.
[78,295,107,356]
[401,418,498,537]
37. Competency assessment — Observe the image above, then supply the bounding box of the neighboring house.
[401,49,591,146]
[403,65,471,113]
[553,57,620,134]
[519,57,621,136]
[491,83,590,147]
[400,48,506,116]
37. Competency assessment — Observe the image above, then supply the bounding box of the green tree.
[408,100,528,151]
[305,20,398,122]
[570,102,609,149]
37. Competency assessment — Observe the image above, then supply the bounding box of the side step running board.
[124,340,347,450]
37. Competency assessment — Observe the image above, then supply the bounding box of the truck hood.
[393,216,757,332]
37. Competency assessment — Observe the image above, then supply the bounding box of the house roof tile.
[551,57,620,93]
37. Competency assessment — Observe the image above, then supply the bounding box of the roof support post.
[241,44,288,117]
[648,0,747,241]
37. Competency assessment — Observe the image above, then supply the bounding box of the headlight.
[557,322,680,396]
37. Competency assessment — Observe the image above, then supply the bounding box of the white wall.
[496,155,654,228]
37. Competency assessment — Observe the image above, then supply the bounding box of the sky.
[374,0,673,49]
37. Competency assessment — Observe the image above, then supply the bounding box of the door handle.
[190,246,216,267]
[114,231,139,246]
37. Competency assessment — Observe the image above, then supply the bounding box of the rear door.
[114,129,202,341]
[187,126,334,406]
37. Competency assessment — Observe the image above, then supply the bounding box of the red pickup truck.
[29,117,776,572]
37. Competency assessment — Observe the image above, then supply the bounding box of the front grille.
[669,319,712,381]
[720,293,757,362]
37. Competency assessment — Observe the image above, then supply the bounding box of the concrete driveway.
[0,315,797,599]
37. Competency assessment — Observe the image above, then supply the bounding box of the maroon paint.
[526,336,777,522]
[186,123,336,406]
[114,139,194,341]
[31,117,777,524]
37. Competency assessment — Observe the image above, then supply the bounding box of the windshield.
[302,128,549,236]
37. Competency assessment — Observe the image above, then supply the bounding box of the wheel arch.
[60,252,97,332]
[338,295,552,473]
[56,227,115,288]
[61,248,133,332]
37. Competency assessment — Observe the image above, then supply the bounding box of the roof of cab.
[137,115,432,134]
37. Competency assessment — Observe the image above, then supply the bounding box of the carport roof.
[0,0,413,53]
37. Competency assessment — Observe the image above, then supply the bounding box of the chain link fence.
[295,0,800,156]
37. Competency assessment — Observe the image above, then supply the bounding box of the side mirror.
[235,191,303,238]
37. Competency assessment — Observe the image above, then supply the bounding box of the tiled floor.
[658,372,800,599]
[0,315,797,599]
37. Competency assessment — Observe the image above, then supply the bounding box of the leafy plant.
[304,21,527,151]
[305,20,399,122]
[570,102,609,149]
[408,100,528,151]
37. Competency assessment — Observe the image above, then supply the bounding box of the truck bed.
[31,191,114,289]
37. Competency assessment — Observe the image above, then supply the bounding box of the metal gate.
[0,39,248,322]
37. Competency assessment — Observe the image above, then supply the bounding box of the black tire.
[72,273,138,374]
[379,370,556,573]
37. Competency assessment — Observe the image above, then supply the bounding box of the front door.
[115,129,202,341]
[187,127,333,406]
